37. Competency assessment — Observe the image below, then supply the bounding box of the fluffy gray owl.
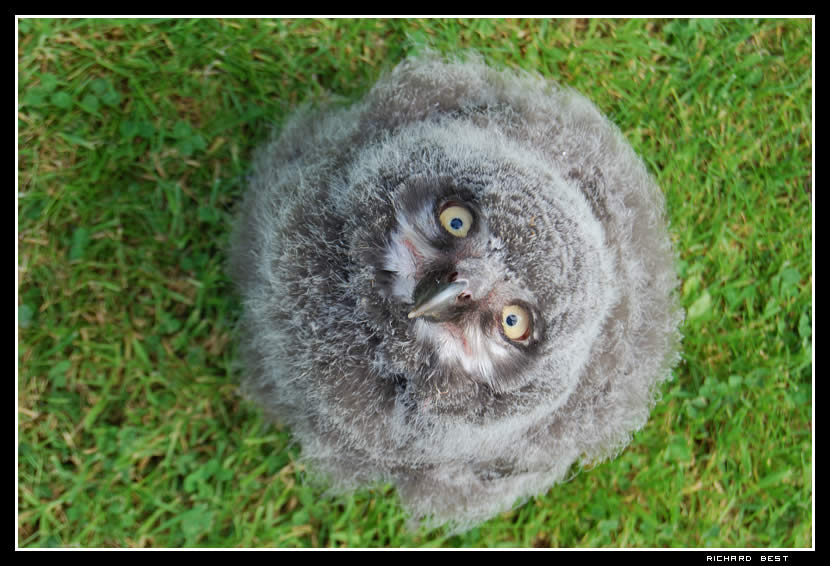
[229,53,683,531]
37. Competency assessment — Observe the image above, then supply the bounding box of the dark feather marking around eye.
[398,176,480,221]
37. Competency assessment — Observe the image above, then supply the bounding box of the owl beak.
[407,278,469,320]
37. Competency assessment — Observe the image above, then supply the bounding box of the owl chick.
[229,53,683,531]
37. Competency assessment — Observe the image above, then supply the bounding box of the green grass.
[17,18,812,548]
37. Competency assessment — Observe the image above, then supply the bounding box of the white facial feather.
[413,318,512,386]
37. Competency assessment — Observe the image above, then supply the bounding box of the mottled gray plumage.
[229,53,683,531]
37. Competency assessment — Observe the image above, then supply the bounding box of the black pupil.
[505,314,518,327]
[450,217,463,230]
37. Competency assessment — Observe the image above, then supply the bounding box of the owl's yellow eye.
[501,304,531,341]
[439,205,473,238]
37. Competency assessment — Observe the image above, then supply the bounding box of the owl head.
[230,52,683,530]
[339,114,622,422]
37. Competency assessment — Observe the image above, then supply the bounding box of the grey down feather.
[229,53,684,531]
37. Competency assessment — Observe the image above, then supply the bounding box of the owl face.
[375,175,547,392]
[335,118,620,419]
[328,109,624,414]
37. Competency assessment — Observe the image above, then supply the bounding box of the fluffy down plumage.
[229,53,684,531]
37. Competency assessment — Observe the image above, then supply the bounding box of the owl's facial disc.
[376,181,545,384]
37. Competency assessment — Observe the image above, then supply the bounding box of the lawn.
[17,18,812,548]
